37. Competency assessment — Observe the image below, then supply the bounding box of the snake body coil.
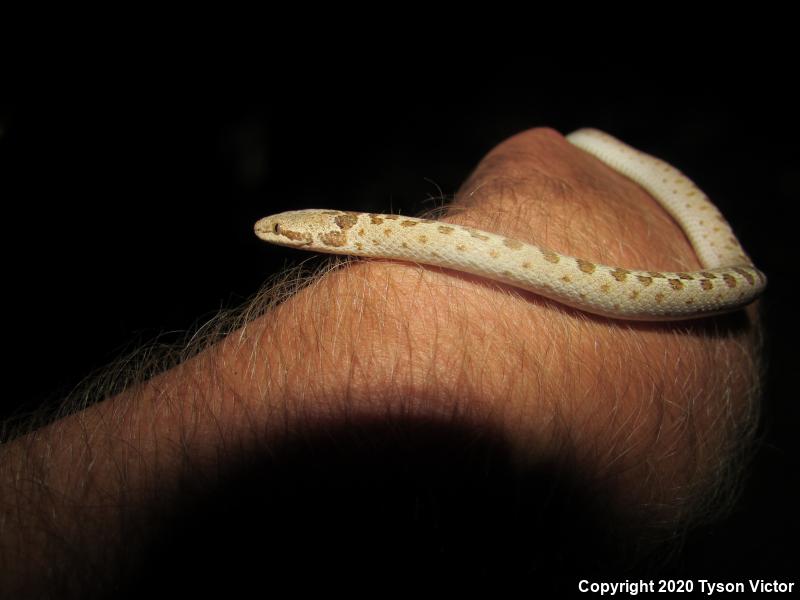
[254,129,765,321]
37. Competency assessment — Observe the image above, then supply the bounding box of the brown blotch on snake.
[503,238,523,250]
[542,250,560,264]
[610,268,630,282]
[733,267,756,285]
[319,231,347,247]
[668,279,684,291]
[577,259,596,274]
[401,220,418,227]
[335,213,358,230]
[279,229,312,243]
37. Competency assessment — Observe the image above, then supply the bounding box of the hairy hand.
[1,128,763,595]
[236,127,762,526]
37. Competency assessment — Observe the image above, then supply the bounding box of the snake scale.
[254,129,765,321]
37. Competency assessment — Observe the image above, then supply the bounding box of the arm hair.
[0,128,764,596]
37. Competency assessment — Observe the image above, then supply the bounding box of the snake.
[254,129,766,321]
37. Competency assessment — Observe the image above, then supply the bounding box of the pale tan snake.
[254,129,765,321]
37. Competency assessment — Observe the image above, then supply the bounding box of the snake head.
[254,209,353,248]
[254,211,318,247]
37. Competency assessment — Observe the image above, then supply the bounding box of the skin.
[0,128,762,595]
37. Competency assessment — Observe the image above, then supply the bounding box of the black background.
[1,44,797,592]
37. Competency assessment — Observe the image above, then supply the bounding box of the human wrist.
[255,127,761,528]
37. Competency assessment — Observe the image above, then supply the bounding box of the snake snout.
[254,217,278,239]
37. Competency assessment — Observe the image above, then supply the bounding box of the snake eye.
[273,222,281,234]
